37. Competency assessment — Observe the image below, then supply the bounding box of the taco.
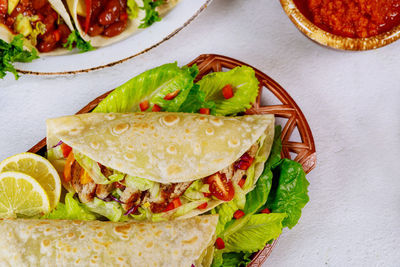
[65,0,179,47]
[46,112,274,222]
[0,215,218,266]
[0,0,74,53]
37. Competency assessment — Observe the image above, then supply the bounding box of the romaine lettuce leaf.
[266,158,310,228]
[93,63,196,113]
[42,193,97,220]
[211,200,240,236]
[213,252,252,267]
[125,175,155,191]
[221,213,286,253]
[244,126,282,214]
[196,66,259,116]
[178,84,216,114]
[84,197,127,222]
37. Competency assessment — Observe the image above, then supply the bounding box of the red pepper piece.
[199,108,210,115]
[139,100,149,111]
[233,210,245,219]
[197,202,208,209]
[234,153,254,170]
[84,0,92,34]
[152,104,161,112]
[60,143,72,158]
[215,237,225,249]
[53,29,61,42]
[260,208,271,214]
[164,90,180,100]
[164,198,182,212]
[238,178,246,188]
[203,192,211,198]
[222,84,234,99]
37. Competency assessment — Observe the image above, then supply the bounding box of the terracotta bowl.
[280,0,400,50]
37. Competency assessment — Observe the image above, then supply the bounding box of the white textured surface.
[1,0,399,266]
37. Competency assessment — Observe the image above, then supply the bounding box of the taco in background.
[46,112,274,222]
[0,0,74,54]
[66,0,179,47]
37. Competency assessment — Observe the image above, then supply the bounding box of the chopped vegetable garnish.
[152,104,162,112]
[222,84,234,99]
[199,108,210,114]
[164,89,180,100]
[238,178,246,188]
[215,237,225,250]
[233,210,245,219]
[205,173,235,202]
[260,208,271,214]
[197,202,208,209]
[63,152,75,183]
[139,100,150,111]
[235,153,254,170]
[165,198,182,212]
[60,143,72,158]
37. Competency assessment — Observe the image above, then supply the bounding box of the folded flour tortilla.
[46,112,274,220]
[0,214,218,266]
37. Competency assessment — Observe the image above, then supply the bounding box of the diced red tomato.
[152,104,161,112]
[164,90,180,100]
[84,0,92,34]
[139,100,149,111]
[215,237,225,249]
[119,12,128,21]
[238,178,246,188]
[199,108,210,115]
[204,173,235,202]
[260,208,271,214]
[233,210,245,219]
[60,143,72,158]
[203,192,211,198]
[197,202,208,209]
[53,29,61,42]
[234,153,254,170]
[164,198,182,212]
[63,152,75,182]
[222,84,234,99]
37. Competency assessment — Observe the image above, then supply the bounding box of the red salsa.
[78,0,128,38]
[0,0,71,52]
[294,0,400,38]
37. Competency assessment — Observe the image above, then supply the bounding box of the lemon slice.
[0,153,61,209]
[0,171,50,218]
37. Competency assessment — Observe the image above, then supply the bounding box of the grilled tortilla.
[0,215,218,266]
[47,112,274,220]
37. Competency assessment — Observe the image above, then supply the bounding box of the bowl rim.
[280,0,400,50]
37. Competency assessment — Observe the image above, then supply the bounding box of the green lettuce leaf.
[73,151,109,184]
[127,0,139,19]
[0,34,38,79]
[244,126,282,214]
[42,193,97,220]
[221,213,286,253]
[196,66,259,116]
[266,158,309,228]
[178,84,216,114]
[211,200,240,236]
[93,63,196,113]
[84,197,126,222]
[125,175,155,191]
[139,0,164,28]
[63,31,94,53]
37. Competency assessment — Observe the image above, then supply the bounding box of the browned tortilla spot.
[181,236,198,245]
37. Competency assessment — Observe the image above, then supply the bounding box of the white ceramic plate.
[15,0,211,75]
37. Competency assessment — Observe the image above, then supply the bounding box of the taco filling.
[0,0,72,52]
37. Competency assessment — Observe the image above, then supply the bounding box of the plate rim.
[16,0,213,76]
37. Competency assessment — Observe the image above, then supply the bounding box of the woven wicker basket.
[29,54,316,266]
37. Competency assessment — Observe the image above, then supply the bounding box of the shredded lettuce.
[172,198,209,218]
[93,63,197,113]
[73,151,109,184]
[183,180,208,201]
[84,197,127,222]
[42,193,97,220]
[127,0,140,19]
[0,34,38,79]
[125,175,155,191]
[196,66,259,116]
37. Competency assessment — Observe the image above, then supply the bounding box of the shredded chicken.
[70,161,96,203]
[95,183,115,199]
[120,187,141,210]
